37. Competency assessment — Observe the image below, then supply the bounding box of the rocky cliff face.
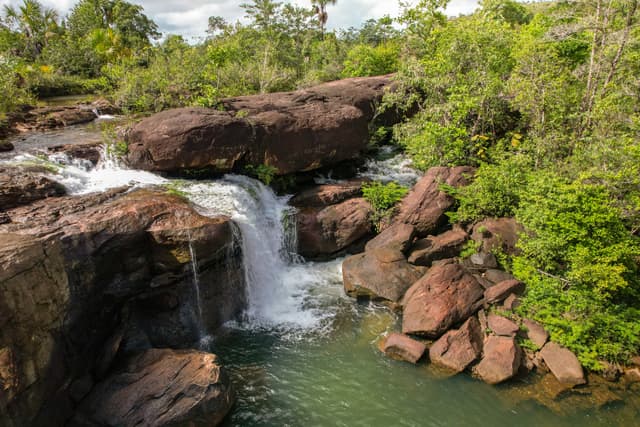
[0,188,244,426]
[125,75,397,176]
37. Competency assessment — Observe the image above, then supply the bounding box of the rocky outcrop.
[0,189,244,426]
[364,223,415,254]
[0,166,66,210]
[289,179,365,208]
[72,349,234,427]
[429,316,483,373]
[125,76,396,175]
[342,248,423,302]
[407,226,468,266]
[484,279,525,304]
[471,217,523,256]
[394,166,475,237]
[539,342,586,386]
[297,197,373,258]
[48,143,102,165]
[380,333,426,364]
[402,261,484,338]
[474,336,522,385]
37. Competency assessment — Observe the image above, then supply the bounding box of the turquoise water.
[211,275,639,427]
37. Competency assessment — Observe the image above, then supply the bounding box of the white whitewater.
[360,146,421,187]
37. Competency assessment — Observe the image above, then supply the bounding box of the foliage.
[362,181,408,231]
[245,164,279,186]
[0,55,34,112]
[341,42,400,77]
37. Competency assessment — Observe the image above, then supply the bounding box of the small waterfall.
[186,231,205,340]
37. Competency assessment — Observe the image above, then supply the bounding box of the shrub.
[362,181,409,231]
[245,164,278,186]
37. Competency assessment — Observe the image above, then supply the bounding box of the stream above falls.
[2,124,638,426]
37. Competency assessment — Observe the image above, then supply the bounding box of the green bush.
[245,164,278,186]
[341,42,400,78]
[362,181,409,231]
[0,56,34,112]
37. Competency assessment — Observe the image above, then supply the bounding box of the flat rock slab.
[402,261,484,338]
[343,247,423,302]
[540,342,586,386]
[522,319,549,349]
[365,223,416,254]
[487,314,519,337]
[429,316,483,373]
[474,335,522,385]
[126,76,395,175]
[289,179,366,208]
[380,333,426,364]
[72,349,234,426]
[485,279,525,304]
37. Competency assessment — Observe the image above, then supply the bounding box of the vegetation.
[2,0,639,369]
[362,181,408,231]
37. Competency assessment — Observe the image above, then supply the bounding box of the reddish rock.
[126,76,395,175]
[484,279,525,304]
[48,143,102,165]
[72,349,234,426]
[469,252,498,269]
[484,269,515,284]
[380,333,426,363]
[343,247,423,302]
[471,217,524,256]
[474,336,522,385]
[503,293,521,311]
[289,179,366,208]
[402,262,484,338]
[407,226,468,266]
[0,347,18,402]
[625,368,640,383]
[487,314,519,337]
[365,223,416,254]
[429,316,484,373]
[394,166,475,237]
[297,197,373,258]
[0,166,66,210]
[539,342,586,386]
[631,356,640,367]
[522,319,549,349]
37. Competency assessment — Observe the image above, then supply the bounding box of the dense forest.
[2,0,639,371]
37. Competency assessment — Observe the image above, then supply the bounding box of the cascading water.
[186,230,205,340]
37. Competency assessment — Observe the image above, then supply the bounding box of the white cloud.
[0,0,483,39]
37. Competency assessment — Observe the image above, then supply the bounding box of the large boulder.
[402,261,484,338]
[394,166,475,237]
[407,226,468,266]
[297,197,373,258]
[429,316,483,373]
[343,248,423,302]
[365,223,416,254]
[471,217,523,256]
[539,342,586,386]
[0,166,66,210]
[0,189,245,426]
[72,349,234,426]
[380,333,426,364]
[125,76,395,175]
[474,336,522,385]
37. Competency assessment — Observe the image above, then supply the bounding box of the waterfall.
[186,231,205,340]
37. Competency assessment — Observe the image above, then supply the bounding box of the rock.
[48,143,102,165]
[429,316,483,373]
[502,293,521,311]
[0,189,245,425]
[477,309,489,335]
[380,333,426,363]
[290,179,366,207]
[0,141,13,152]
[522,319,549,349]
[484,269,514,284]
[0,212,9,225]
[0,347,18,402]
[487,314,519,337]
[625,367,640,383]
[343,248,423,302]
[72,349,234,427]
[484,279,525,304]
[365,223,416,254]
[469,252,498,269]
[402,262,484,338]
[540,342,586,386]
[600,362,622,382]
[394,166,475,237]
[297,197,373,258]
[90,98,120,116]
[126,76,396,175]
[631,356,640,367]
[407,226,468,266]
[471,218,524,256]
[474,336,522,385]
[0,166,66,210]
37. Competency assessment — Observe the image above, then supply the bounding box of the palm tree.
[2,0,59,58]
[311,0,337,37]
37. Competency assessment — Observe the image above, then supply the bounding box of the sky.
[0,0,483,41]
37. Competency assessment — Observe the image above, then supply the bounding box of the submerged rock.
[380,333,426,364]
[429,316,483,373]
[72,349,234,427]
[343,247,423,302]
[402,261,484,338]
[539,342,586,386]
[394,166,475,237]
[0,141,14,152]
[126,76,396,175]
[474,336,522,385]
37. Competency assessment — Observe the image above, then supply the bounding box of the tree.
[1,0,60,59]
[311,0,337,37]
